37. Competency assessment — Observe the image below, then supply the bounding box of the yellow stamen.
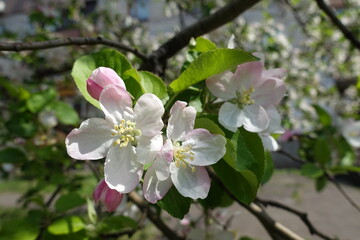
[112,120,142,148]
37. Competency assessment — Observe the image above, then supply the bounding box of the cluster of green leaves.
[71,37,272,222]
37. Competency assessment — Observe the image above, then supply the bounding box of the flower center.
[173,143,196,172]
[235,87,255,109]
[112,119,142,148]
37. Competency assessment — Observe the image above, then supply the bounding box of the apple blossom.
[258,105,284,151]
[66,85,164,193]
[93,179,123,212]
[206,60,286,133]
[342,120,360,148]
[143,101,226,203]
[86,67,126,100]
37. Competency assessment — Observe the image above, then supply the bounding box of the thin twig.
[277,149,360,213]
[326,174,360,213]
[128,192,184,240]
[207,168,304,240]
[0,36,148,60]
[314,0,360,51]
[256,198,336,240]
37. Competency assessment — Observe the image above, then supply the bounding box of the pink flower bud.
[93,179,123,212]
[86,67,126,100]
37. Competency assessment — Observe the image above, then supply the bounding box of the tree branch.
[0,36,148,60]
[141,0,261,73]
[128,192,184,240]
[256,198,336,240]
[314,0,360,51]
[208,169,304,240]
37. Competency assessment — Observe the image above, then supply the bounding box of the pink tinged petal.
[252,78,286,107]
[134,93,164,136]
[264,105,284,134]
[103,187,124,212]
[218,102,245,132]
[104,145,143,193]
[93,179,108,204]
[206,71,237,100]
[170,163,210,199]
[143,166,173,204]
[262,68,286,80]
[243,104,269,133]
[87,67,126,101]
[153,139,173,181]
[93,179,123,212]
[136,134,163,165]
[182,129,226,166]
[99,85,134,123]
[167,101,196,141]
[234,61,263,90]
[259,133,279,151]
[65,118,114,160]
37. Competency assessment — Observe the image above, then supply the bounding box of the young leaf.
[212,160,258,204]
[191,37,217,52]
[47,216,85,235]
[261,151,274,185]
[313,104,332,126]
[169,49,257,94]
[138,71,168,101]
[194,118,225,136]
[26,88,56,113]
[198,179,233,209]
[55,193,86,212]
[301,163,324,179]
[314,137,331,165]
[48,101,79,126]
[0,147,27,164]
[97,216,137,234]
[157,187,192,219]
[71,48,133,108]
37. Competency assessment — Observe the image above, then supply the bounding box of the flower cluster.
[206,56,286,151]
[66,67,226,211]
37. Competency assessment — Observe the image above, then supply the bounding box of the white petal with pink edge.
[182,129,226,166]
[234,61,263,90]
[167,101,196,141]
[243,104,269,132]
[66,118,114,160]
[170,163,210,199]
[218,102,245,132]
[143,166,173,204]
[206,71,237,101]
[136,134,163,165]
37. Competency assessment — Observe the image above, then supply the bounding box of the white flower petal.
[182,129,226,166]
[234,61,263,90]
[252,78,286,107]
[143,166,173,204]
[243,104,269,132]
[206,71,237,100]
[154,139,173,181]
[167,101,196,141]
[262,68,286,80]
[104,145,143,193]
[136,134,163,165]
[170,163,210,199]
[99,85,134,123]
[134,93,164,136]
[342,121,360,148]
[218,102,244,132]
[264,105,284,134]
[259,133,279,151]
[65,118,114,160]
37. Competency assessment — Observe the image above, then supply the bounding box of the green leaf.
[261,151,274,185]
[97,216,137,234]
[47,216,85,235]
[191,37,217,52]
[0,147,27,164]
[55,193,86,212]
[301,163,324,179]
[199,179,233,209]
[169,49,257,94]
[71,48,133,108]
[213,160,258,204]
[224,129,265,184]
[157,187,192,219]
[138,71,168,100]
[315,175,328,192]
[122,68,145,100]
[6,112,38,138]
[313,104,332,126]
[314,137,331,165]
[194,118,225,136]
[26,88,56,113]
[0,217,39,240]
[331,165,360,173]
[48,101,79,126]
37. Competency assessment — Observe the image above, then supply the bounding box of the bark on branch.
[141,0,261,73]
[314,0,360,51]
[0,36,148,60]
